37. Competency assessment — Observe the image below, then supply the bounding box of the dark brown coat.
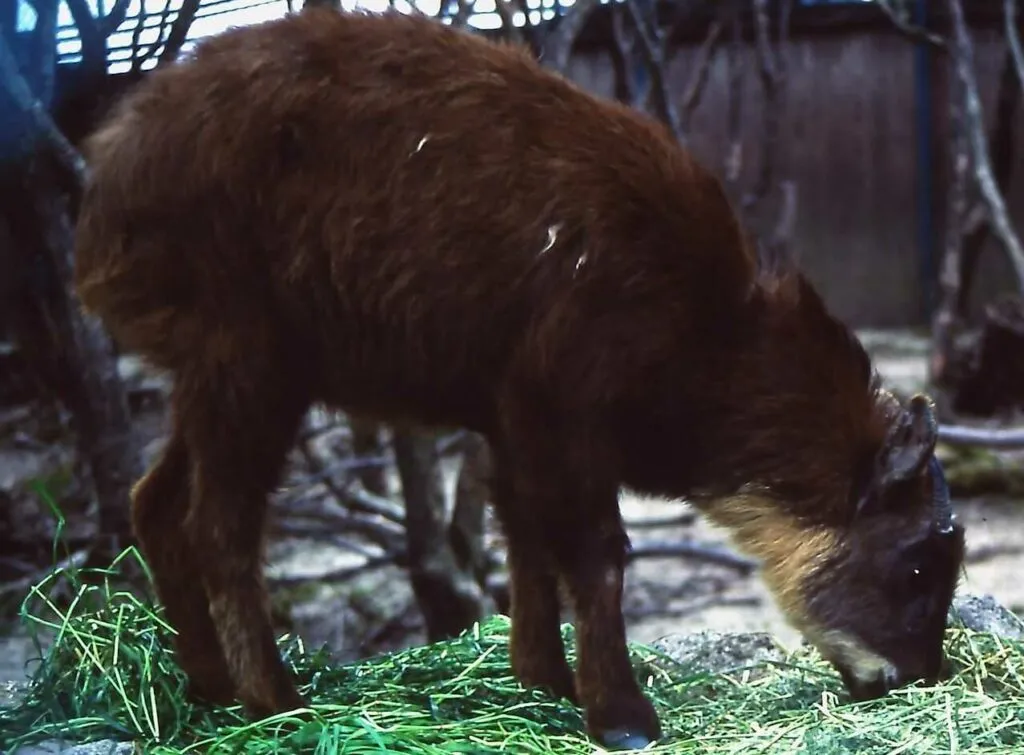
[73,9,964,749]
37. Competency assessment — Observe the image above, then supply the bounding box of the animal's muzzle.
[837,664,898,701]
[837,660,943,701]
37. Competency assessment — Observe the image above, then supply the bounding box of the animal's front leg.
[497,401,661,751]
[489,448,576,702]
[557,500,661,750]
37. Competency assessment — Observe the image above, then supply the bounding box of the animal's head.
[798,392,964,699]
[709,392,964,701]
[696,250,966,701]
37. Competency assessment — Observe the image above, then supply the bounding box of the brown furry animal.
[73,8,965,750]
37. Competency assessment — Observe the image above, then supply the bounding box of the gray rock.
[650,630,786,679]
[11,740,135,755]
[0,679,29,709]
[952,593,1024,640]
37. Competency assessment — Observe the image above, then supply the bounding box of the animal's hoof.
[597,728,655,751]
[584,692,661,750]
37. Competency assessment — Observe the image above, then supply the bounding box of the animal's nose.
[883,666,900,690]
[839,666,890,701]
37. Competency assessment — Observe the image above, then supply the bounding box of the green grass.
[1,546,1023,755]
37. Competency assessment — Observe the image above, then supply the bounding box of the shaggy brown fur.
[73,8,964,748]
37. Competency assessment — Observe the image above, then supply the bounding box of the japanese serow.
[73,8,965,750]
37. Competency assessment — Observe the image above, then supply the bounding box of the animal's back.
[74,9,754,428]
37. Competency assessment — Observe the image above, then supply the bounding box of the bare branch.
[61,0,103,72]
[494,0,527,46]
[542,0,602,73]
[624,513,698,529]
[135,0,177,71]
[26,0,58,107]
[929,72,970,385]
[448,433,491,585]
[956,50,1020,319]
[267,553,400,587]
[628,541,757,572]
[449,0,475,28]
[744,0,781,209]
[608,25,635,105]
[269,521,390,559]
[158,0,201,66]
[678,18,724,134]
[875,0,948,50]
[624,0,684,142]
[766,179,798,254]
[349,416,390,497]
[129,1,150,71]
[723,9,744,188]
[1008,0,1024,96]
[0,550,90,598]
[939,424,1024,448]
[947,0,1024,287]
[0,32,87,185]
[611,4,641,108]
[100,0,132,36]
[272,509,403,552]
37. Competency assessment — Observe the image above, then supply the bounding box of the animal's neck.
[677,284,885,527]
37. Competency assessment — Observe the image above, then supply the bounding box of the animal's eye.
[908,565,927,584]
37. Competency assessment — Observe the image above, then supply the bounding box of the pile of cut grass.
[1,546,1023,754]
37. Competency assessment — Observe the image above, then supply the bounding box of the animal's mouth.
[806,628,905,701]
[835,663,901,701]
[834,655,945,701]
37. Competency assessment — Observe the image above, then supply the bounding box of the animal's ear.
[877,394,938,487]
[854,394,938,518]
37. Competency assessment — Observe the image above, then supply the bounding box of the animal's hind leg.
[131,422,234,704]
[178,358,312,718]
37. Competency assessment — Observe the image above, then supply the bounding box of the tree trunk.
[956,48,1021,319]
[1,30,141,559]
[21,151,141,556]
[951,294,1024,417]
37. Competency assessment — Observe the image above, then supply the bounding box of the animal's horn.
[878,393,939,486]
[929,456,955,534]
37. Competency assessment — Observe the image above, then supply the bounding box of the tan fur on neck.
[698,488,837,632]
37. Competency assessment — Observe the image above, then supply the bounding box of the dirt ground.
[1,328,1023,696]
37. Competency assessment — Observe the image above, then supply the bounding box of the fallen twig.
[939,424,1024,449]
[624,512,698,529]
[628,540,758,572]
[0,549,88,598]
[266,552,402,587]
[270,520,397,558]
[624,595,762,622]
